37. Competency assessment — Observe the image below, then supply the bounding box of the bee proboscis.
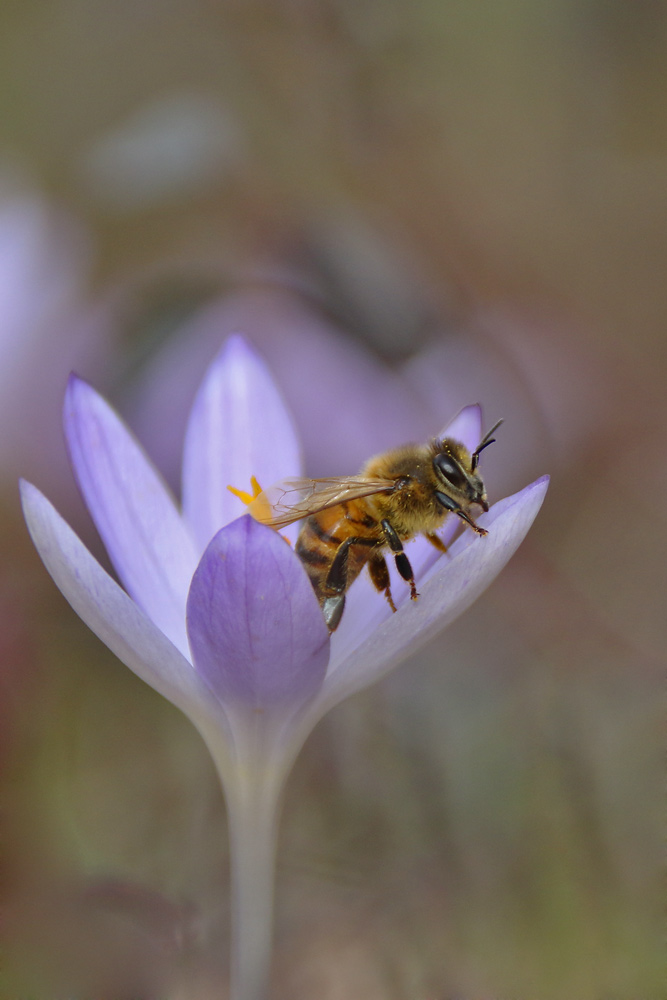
[247,420,502,632]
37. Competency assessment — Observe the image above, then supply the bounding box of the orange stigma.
[227,475,262,506]
[227,476,292,546]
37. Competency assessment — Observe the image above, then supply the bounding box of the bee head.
[433,448,488,511]
[432,419,502,515]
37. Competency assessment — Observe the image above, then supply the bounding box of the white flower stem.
[225,771,282,1000]
[200,714,298,1000]
[198,711,308,1000]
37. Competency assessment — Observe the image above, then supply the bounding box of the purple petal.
[438,403,482,452]
[328,570,394,666]
[20,481,210,712]
[323,476,549,707]
[64,376,198,655]
[186,515,329,710]
[182,335,302,551]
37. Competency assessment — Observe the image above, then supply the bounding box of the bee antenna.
[471,418,503,471]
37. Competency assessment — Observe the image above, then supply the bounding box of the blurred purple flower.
[21,335,547,999]
[125,286,437,487]
[0,193,110,508]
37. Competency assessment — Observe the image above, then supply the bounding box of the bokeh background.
[0,2,663,998]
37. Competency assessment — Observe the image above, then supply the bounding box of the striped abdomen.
[295,500,381,605]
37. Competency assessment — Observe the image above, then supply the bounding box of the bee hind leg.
[322,536,376,632]
[368,556,397,613]
[381,519,419,601]
[325,536,376,594]
[322,595,346,632]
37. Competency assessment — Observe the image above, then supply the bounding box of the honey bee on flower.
[237,422,501,631]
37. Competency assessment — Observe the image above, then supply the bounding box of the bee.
[246,420,502,632]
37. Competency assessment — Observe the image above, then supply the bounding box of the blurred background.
[0,2,663,997]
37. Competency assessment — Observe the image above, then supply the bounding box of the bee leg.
[455,509,488,536]
[381,519,419,601]
[322,595,346,632]
[321,536,377,633]
[436,491,488,536]
[325,536,376,594]
[425,532,448,554]
[368,556,397,613]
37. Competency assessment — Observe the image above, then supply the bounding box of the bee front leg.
[368,556,397,613]
[380,519,418,601]
[435,491,488,536]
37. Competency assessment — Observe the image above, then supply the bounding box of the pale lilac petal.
[438,403,482,452]
[186,515,329,709]
[20,481,210,711]
[64,376,198,655]
[182,335,302,551]
[420,479,530,581]
[322,476,549,706]
[328,570,394,667]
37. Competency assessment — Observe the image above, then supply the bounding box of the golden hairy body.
[247,422,501,632]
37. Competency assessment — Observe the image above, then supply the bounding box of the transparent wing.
[247,476,393,529]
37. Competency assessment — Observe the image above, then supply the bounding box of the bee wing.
[247,476,394,529]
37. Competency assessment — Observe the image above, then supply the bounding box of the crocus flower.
[21,335,548,1000]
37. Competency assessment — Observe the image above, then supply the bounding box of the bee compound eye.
[434,453,466,490]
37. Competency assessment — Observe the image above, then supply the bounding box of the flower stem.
[198,712,305,1000]
[225,769,283,1000]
